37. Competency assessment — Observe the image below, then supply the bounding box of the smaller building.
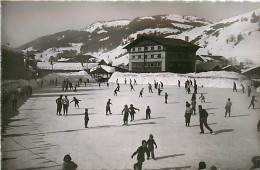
[197,55,229,68]
[222,65,241,73]
[242,65,260,79]
[89,65,115,82]
[196,62,222,72]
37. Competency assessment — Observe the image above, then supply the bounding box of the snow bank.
[43,71,96,83]
[108,71,252,89]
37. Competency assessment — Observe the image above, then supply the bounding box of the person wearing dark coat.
[70,97,81,108]
[185,103,192,126]
[117,83,120,92]
[56,95,63,115]
[258,119,260,132]
[241,84,245,93]
[62,154,78,170]
[131,140,148,170]
[178,80,180,87]
[129,104,140,121]
[160,81,163,89]
[106,99,112,115]
[194,84,198,94]
[248,95,257,109]
[146,134,157,160]
[191,99,196,115]
[191,93,196,101]
[122,105,130,125]
[158,88,163,95]
[139,88,144,97]
[114,89,118,96]
[233,81,237,92]
[130,84,135,91]
[198,105,214,134]
[84,108,89,128]
[134,79,137,85]
[146,106,151,119]
[165,92,168,103]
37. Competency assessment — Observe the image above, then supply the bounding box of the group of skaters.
[56,95,81,116]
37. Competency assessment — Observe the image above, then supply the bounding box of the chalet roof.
[242,65,260,75]
[198,55,229,63]
[196,62,222,72]
[123,36,200,50]
[90,65,115,73]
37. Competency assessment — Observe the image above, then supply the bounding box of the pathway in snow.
[2,84,260,170]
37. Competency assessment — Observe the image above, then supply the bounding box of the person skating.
[233,81,237,92]
[84,80,87,87]
[62,96,69,116]
[225,98,232,117]
[139,88,144,97]
[114,88,118,96]
[131,140,148,170]
[194,83,198,94]
[257,119,260,132]
[165,92,168,103]
[130,79,132,84]
[241,84,245,93]
[122,105,130,125]
[146,134,157,160]
[117,83,120,92]
[107,82,109,87]
[248,85,252,97]
[116,78,118,84]
[199,94,205,103]
[74,83,77,92]
[134,79,137,85]
[56,95,63,115]
[130,84,135,91]
[158,87,163,95]
[70,97,81,109]
[106,99,112,115]
[84,108,89,128]
[185,103,192,126]
[178,80,180,88]
[198,105,214,134]
[125,78,127,84]
[191,93,196,101]
[191,99,196,115]
[160,81,163,89]
[62,154,78,170]
[148,83,153,93]
[146,106,151,119]
[129,104,140,121]
[69,82,73,91]
[248,95,257,109]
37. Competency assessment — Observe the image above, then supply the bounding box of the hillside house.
[222,65,241,73]
[242,65,260,79]
[197,55,230,68]
[89,65,115,82]
[123,36,200,73]
[196,62,222,72]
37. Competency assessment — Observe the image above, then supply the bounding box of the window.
[145,63,148,67]
[137,63,142,67]
[151,46,154,50]
[158,46,162,50]
[138,55,141,59]
[132,63,136,67]
[138,47,141,51]
[151,55,154,59]
[144,55,147,59]
[145,47,148,51]
[157,54,161,58]
[150,63,154,67]
[132,55,135,59]
[157,62,161,67]
[132,48,135,52]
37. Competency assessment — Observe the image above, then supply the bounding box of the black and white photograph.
[1,1,260,169]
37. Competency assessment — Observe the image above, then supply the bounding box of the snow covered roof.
[196,62,222,72]
[124,35,200,50]
[242,65,260,74]
[37,62,99,71]
[90,65,115,73]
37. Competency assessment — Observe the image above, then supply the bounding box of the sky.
[2,1,260,47]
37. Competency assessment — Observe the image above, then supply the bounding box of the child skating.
[131,140,148,170]
[146,134,157,160]
[225,98,232,117]
[84,108,89,128]
[70,97,81,108]
[248,95,257,109]
[199,94,205,103]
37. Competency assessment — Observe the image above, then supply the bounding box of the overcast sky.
[2,1,260,47]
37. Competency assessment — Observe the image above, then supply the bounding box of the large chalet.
[123,36,200,73]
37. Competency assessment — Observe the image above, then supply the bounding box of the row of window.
[131,45,162,52]
[132,54,162,59]
[132,62,161,67]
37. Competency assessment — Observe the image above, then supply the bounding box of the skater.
[191,99,196,115]
[106,99,112,115]
[107,82,109,87]
[125,78,127,84]
[84,80,87,87]
[146,106,151,119]
[70,97,81,108]
[56,95,63,115]
[130,84,135,91]
[130,79,132,84]
[62,154,78,170]
[198,105,214,134]
[225,98,232,117]
[11,91,19,111]
[62,96,69,116]
[98,82,101,87]
[158,87,163,95]
[160,81,163,89]
[139,88,144,97]
[117,83,120,92]
[191,93,196,101]
[248,95,257,109]
[233,81,237,92]
[116,78,118,84]
[114,88,118,96]
[199,94,205,103]
[248,85,252,97]
[198,161,207,170]
[184,103,192,126]
[165,92,168,103]
[84,108,89,128]
[55,78,58,86]
[146,134,157,160]
[74,83,77,92]
[194,83,198,94]
[148,83,153,93]
[131,140,148,170]
[178,80,180,88]
[122,105,130,125]
[134,79,137,85]
[187,85,191,94]
[241,84,245,93]
[129,104,140,121]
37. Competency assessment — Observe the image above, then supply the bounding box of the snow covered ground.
[109,71,253,89]
[2,81,260,170]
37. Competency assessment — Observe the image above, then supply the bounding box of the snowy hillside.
[19,10,260,66]
[168,9,260,65]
